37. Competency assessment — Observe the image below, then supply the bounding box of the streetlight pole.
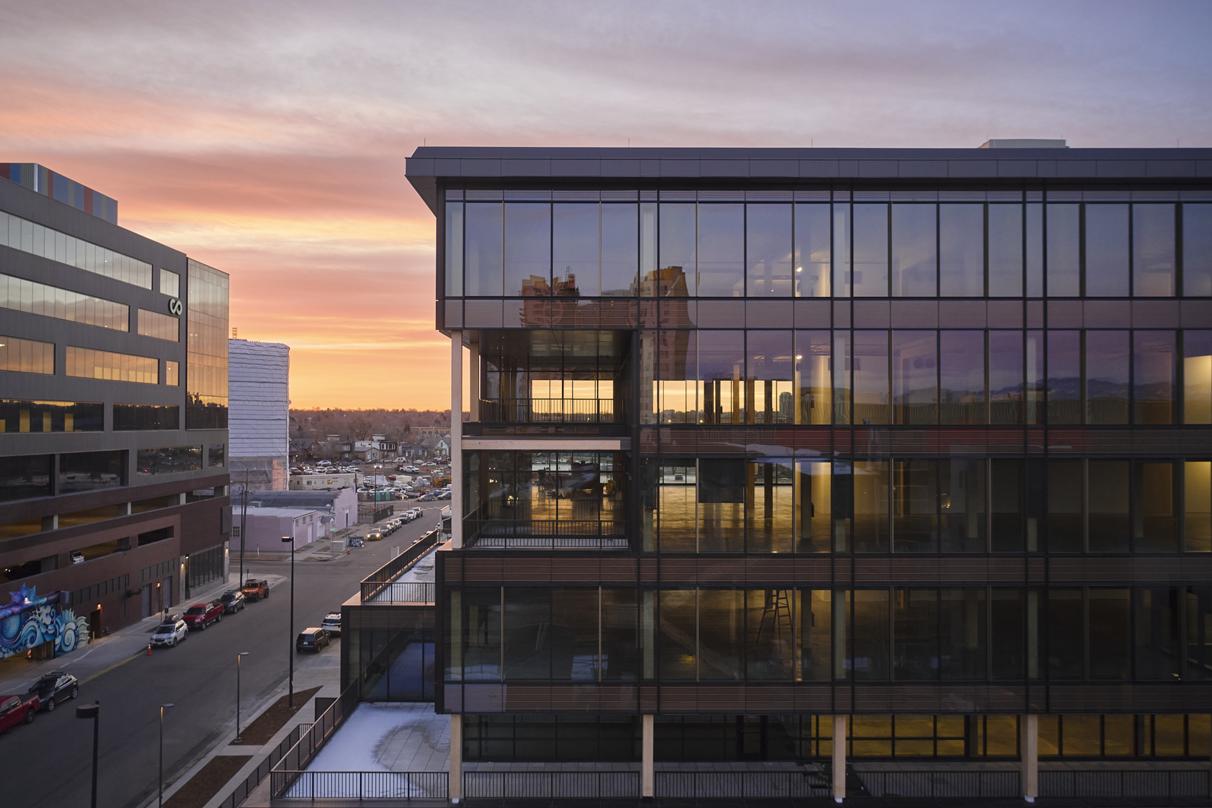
[281,534,295,708]
[75,702,100,808]
[374,462,382,521]
[159,703,174,807]
[236,651,250,740]
[239,465,250,589]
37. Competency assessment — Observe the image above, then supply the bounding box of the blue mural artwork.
[0,584,91,660]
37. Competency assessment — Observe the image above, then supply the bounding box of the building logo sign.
[168,298,183,316]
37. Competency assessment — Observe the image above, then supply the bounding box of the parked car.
[151,619,188,648]
[26,672,79,712]
[0,693,39,732]
[366,530,383,542]
[295,627,330,653]
[219,590,246,614]
[347,536,365,549]
[183,601,223,631]
[321,612,342,636]
[242,578,270,601]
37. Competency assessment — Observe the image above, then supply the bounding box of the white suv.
[151,619,188,648]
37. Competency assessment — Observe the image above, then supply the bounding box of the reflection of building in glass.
[0,166,229,640]
[399,145,1212,800]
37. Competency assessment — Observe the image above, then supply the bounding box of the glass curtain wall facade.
[412,148,1212,768]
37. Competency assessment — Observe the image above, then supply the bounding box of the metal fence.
[479,398,616,424]
[270,683,361,797]
[854,769,1020,799]
[655,769,830,799]
[359,528,440,602]
[464,770,639,800]
[1039,768,1211,799]
[273,770,449,801]
[370,581,435,604]
[213,723,304,808]
[466,517,629,550]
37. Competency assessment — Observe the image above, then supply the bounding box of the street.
[1,506,444,808]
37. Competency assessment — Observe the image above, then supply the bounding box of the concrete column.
[832,715,847,803]
[1021,714,1038,803]
[641,713,654,798]
[450,333,463,549]
[449,714,462,803]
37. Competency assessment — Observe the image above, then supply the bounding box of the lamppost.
[374,462,382,520]
[281,534,295,707]
[238,464,251,589]
[158,703,174,807]
[75,701,100,808]
[235,651,250,740]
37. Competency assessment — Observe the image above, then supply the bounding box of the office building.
[402,144,1212,799]
[228,338,290,492]
[0,164,229,649]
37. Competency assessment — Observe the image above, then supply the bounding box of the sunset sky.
[2,1,1209,409]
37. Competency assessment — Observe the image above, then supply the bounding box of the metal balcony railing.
[478,397,617,424]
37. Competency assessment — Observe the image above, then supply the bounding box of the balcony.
[464,512,629,550]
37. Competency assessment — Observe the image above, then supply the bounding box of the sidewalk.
[0,572,284,695]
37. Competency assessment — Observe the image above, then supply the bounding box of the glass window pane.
[698,330,744,424]
[697,204,744,297]
[602,204,638,296]
[1182,204,1212,297]
[659,590,696,680]
[833,332,852,424]
[1086,331,1130,424]
[462,588,501,681]
[991,459,1024,552]
[990,589,1025,679]
[1136,461,1178,553]
[445,202,464,297]
[551,589,598,681]
[746,589,795,680]
[1047,589,1083,679]
[853,331,890,425]
[894,588,938,680]
[1089,460,1130,552]
[746,458,793,553]
[1182,330,1212,424]
[699,458,745,552]
[799,589,832,681]
[1046,204,1080,296]
[1133,204,1175,297]
[940,330,985,424]
[465,203,503,296]
[988,204,1023,297]
[854,460,890,553]
[853,204,888,297]
[940,589,986,679]
[1135,588,1180,680]
[658,203,695,296]
[504,203,551,297]
[1026,202,1044,296]
[1084,204,1129,296]
[747,330,793,424]
[796,460,831,553]
[1184,462,1212,553]
[794,330,831,425]
[1047,460,1082,553]
[940,204,983,297]
[601,588,638,681]
[989,331,1023,424]
[851,589,889,680]
[1046,331,1081,424]
[553,204,599,297]
[698,589,743,681]
[892,331,937,425]
[891,204,936,297]
[893,459,938,553]
[941,458,986,553]
[1089,589,1131,679]
[832,203,851,298]
[746,204,792,297]
[794,204,830,297]
[1134,330,1175,425]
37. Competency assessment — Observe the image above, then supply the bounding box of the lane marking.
[79,649,145,685]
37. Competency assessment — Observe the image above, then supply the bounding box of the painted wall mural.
[0,584,91,660]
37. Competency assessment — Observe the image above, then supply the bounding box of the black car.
[295,627,330,653]
[26,671,79,712]
[219,590,246,614]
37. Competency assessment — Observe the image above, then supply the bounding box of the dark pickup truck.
[241,579,270,601]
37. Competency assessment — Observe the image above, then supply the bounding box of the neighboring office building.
[0,164,230,649]
[404,145,1212,799]
[228,338,289,492]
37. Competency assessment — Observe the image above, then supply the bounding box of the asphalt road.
[1,505,444,808]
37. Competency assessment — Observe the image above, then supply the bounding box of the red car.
[0,694,39,732]
[183,601,223,631]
